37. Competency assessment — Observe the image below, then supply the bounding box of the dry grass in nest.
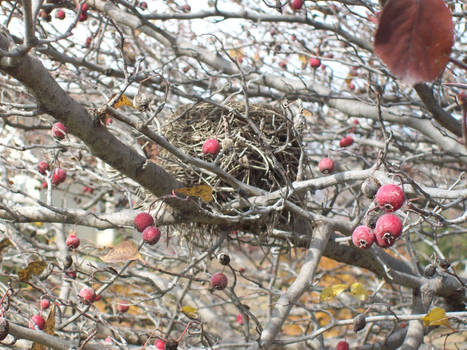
[160,101,303,210]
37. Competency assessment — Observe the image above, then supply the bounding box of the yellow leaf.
[182,305,198,318]
[320,284,348,302]
[0,238,11,254]
[350,282,368,301]
[302,109,313,118]
[101,240,142,264]
[110,93,134,109]
[18,261,47,281]
[174,184,213,202]
[298,54,308,69]
[31,304,55,350]
[283,324,302,336]
[228,48,244,60]
[33,222,43,227]
[422,307,451,327]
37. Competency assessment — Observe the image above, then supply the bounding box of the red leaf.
[374,0,453,85]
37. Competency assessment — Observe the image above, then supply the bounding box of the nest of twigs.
[160,101,303,209]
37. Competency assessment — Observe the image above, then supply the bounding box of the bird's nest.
[160,101,303,210]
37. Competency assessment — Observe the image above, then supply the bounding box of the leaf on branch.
[0,238,11,254]
[422,307,451,327]
[181,305,198,318]
[350,282,368,301]
[174,184,213,202]
[18,261,47,281]
[111,93,135,109]
[320,284,348,302]
[374,0,454,85]
[100,240,143,264]
[298,55,308,69]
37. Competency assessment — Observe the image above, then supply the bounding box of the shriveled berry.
[29,315,45,330]
[424,264,436,277]
[210,272,228,290]
[66,234,80,249]
[139,2,148,10]
[336,340,349,350]
[52,122,67,140]
[37,161,50,175]
[439,259,451,269]
[40,298,50,310]
[202,138,221,156]
[117,300,129,313]
[351,226,375,249]
[361,177,381,199]
[339,135,354,147]
[318,158,334,174]
[218,253,230,266]
[79,287,96,304]
[374,214,402,248]
[0,317,8,340]
[375,184,405,212]
[353,314,366,332]
[134,212,154,232]
[51,168,66,186]
[142,226,161,245]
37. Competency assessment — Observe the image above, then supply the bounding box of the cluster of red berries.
[134,212,161,245]
[78,2,90,22]
[352,184,405,249]
[38,161,67,188]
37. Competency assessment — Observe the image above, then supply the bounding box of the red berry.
[374,214,403,248]
[117,300,129,313]
[41,181,48,189]
[139,2,148,10]
[37,161,50,175]
[29,315,45,330]
[81,2,89,12]
[375,184,405,212]
[142,226,161,245]
[318,158,334,174]
[66,234,80,249]
[339,135,354,147]
[352,226,375,249]
[52,122,67,140]
[85,36,92,48]
[40,298,50,310]
[79,287,96,304]
[211,272,228,290]
[236,313,244,325]
[51,168,66,186]
[279,60,287,70]
[336,341,349,350]
[65,270,77,279]
[55,9,65,20]
[290,0,304,10]
[82,186,94,193]
[202,138,221,156]
[79,12,88,21]
[182,4,191,12]
[309,57,321,68]
[291,34,297,41]
[134,212,154,232]
[155,339,165,350]
[95,294,102,301]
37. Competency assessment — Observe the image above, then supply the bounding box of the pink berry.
[236,313,244,325]
[202,138,221,156]
[41,181,48,189]
[352,226,375,249]
[37,161,50,175]
[182,4,191,12]
[211,272,228,290]
[154,339,165,350]
[374,214,403,248]
[142,226,161,245]
[51,168,66,186]
[65,270,77,279]
[134,212,154,232]
[139,2,148,10]
[375,184,405,212]
[309,57,321,68]
[40,298,50,310]
[79,287,96,304]
[117,300,129,313]
[318,158,334,174]
[52,122,67,140]
[104,337,113,344]
[339,135,354,147]
[336,341,349,350]
[290,0,303,10]
[29,315,45,330]
[66,234,80,249]
[55,9,65,20]
[279,60,287,70]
